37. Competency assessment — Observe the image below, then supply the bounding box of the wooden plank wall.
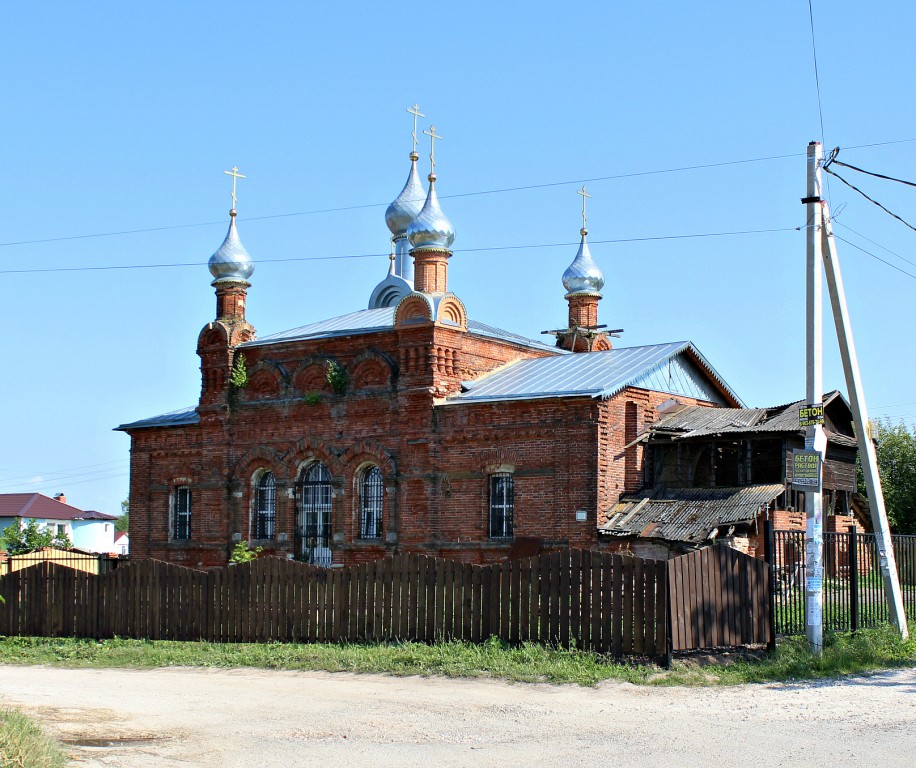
[0,551,669,657]
[667,546,771,651]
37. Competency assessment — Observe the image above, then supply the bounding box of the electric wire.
[833,221,916,269]
[1,138,914,250]
[831,159,916,189]
[0,152,804,249]
[807,0,832,204]
[831,233,916,280]
[0,472,131,493]
[0,226,799,275]
[0,459,129,485]
[824,166,916,235]
[808,0,827,149]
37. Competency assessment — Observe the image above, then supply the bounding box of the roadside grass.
[0,708,68,768]
[0,623,913,687]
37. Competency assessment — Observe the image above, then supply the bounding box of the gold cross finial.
[577,186,592,229]
[423,125,443,175]
[406,104,425,154]
[223,166,246,210]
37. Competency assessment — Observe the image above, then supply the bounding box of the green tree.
[116,499,129,533]
[857,419,916,534]
[229,540,262,563]
[1,519,71,555]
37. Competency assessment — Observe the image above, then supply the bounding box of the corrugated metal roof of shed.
[653,406,767,434]
[599,484,785,544]
[651,390,856,446]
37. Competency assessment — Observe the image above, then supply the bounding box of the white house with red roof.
[113,530,129,555]
[0,493,120,554]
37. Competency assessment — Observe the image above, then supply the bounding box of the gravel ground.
[1,665,915,767]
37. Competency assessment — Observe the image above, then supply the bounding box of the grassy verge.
[0,624,913,687]
[0,708,68,768]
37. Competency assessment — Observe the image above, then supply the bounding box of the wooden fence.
[668,546,771,651]
[0,550,669,656]
[0,547,772,656]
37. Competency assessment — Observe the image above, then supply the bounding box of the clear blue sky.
[2,1,915,516]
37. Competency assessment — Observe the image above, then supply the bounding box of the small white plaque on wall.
[575,510,588,522]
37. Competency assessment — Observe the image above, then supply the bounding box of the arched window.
[255,472,276,540]
[360,465,383,539]
[297,462,333,566]
[489,473,514,539]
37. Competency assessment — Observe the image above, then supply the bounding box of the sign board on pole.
[799,404,825,427]
[792,449,821,491]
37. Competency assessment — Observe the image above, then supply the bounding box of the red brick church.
[118,128,743,568]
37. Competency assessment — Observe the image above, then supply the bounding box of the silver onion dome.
[208,212,254,283]
[385,152,426,236]
[407,174,455,250]
[562,228,604,294]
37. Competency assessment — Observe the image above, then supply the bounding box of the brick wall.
[127,308,726,567]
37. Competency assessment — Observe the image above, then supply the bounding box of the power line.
[2,139,915,251]
[807,0,833,205]
[825,166,916,235]
[0,471,129,493]
[831,233,916,280]
[0,152,805,249]
[0,226,799,275]
[808,0,827,148]
[0,459,129,485]
[833,221,916,269]
[831,159,916,189]
[0,138,916,248]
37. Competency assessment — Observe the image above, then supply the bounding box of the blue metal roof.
[115,406,200,432]
[444,341,742,406]
[241,308,559,353]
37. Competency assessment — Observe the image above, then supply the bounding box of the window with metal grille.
[174,486,191,540]
[360,465,383,539]
[296,462,333,566]
[255,471,276,540]
[489,474,514,539]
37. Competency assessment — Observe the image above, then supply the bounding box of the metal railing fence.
[770,528,916,635]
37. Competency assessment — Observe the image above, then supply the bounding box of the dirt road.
[2,665,914,767]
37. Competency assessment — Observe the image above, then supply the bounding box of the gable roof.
[444,341,741,406]
[0,493,117,522]
[599,484,785,544]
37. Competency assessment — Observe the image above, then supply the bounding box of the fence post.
[850,526,859,635]
[763,519,776,650]
[663,563,673,668]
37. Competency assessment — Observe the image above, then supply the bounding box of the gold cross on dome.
[406,104,425,154]
[223,166,246,209]
[423,125,443,174]
[577,185,592,228]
